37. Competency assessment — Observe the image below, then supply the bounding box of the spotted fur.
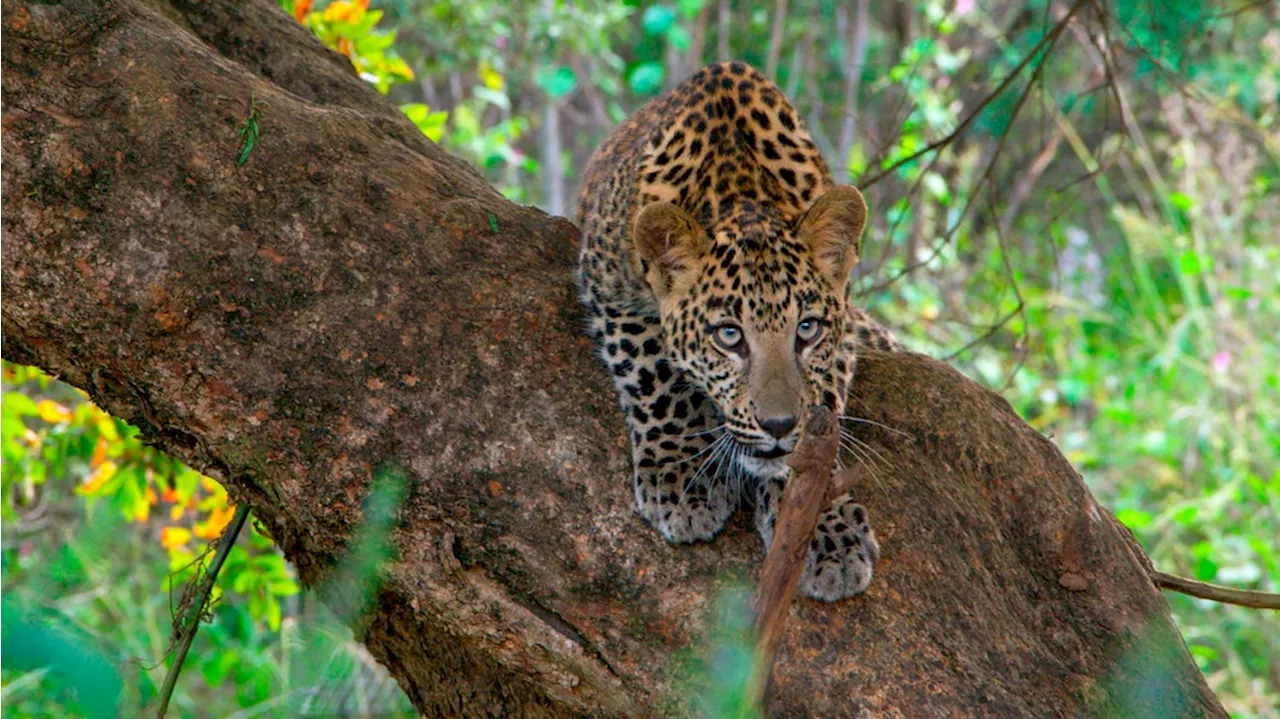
[577,62,901,601]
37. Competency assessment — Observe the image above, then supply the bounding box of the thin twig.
[858,0,1088,190]
[156,503,252,717]
[862,8,1073,297]
[1154,571,1280,611]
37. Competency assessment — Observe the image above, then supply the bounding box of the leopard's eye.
[796,318,825,344]
[713,324,744,352]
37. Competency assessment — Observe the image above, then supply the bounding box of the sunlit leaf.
[628,62,664,95]
[667,25,691,52]
[1115,508,1152,529]
[161,527,192,550]
[478,61,504,90]
[78,460,118,494]
[536,65,578,99]
[677,0,704,20]
[641,4,676,36]
[36,400,72,424]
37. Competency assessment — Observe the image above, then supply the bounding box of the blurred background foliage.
[3,0,1278,716]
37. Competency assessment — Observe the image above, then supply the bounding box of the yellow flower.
[37,399,73,423]
[161,527,192,550]
[170,504,186,521]
[79,461,118,494]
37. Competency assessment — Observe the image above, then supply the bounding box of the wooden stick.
[747,406,843,710]
[156,503,251,717]
[1154,571,1280,610]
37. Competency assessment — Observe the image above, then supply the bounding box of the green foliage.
[679,585,762,719]
[236,93,262,167]
[298,0,414,93]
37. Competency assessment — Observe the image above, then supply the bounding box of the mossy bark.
[1,0,1226,716]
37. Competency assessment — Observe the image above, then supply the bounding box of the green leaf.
[1115,508,1152,529]
[641,5,676,36]
[536,66,578,99]
[628,62,665,96]
[923,171,951,204]
[1187,644,1218,663]
[472,86,511,112]
[845,144,867,178]
[1170,505,1199,527]
[677,0,704,19]
[202,650,237,687]
[1168,191,1193,212]
[1194,555,1218,581]
[1177,249,1203,276]
[265,597,282,631]
[232,571,255,594]
[2,393,38,418]
[667,25,691,52]
[270,580,301,596]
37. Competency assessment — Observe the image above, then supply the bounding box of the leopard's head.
[633,186,867,474]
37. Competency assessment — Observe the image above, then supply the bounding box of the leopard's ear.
[797,186,867,287]
[633,201,709,298]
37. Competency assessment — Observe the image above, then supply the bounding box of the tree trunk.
[1,0,1228,717]
[718,0,731,60]
[836,0,871,182]
[764,0,788,79]
[539,0,565,217]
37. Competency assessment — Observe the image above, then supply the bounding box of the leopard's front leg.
[755,472,879,601]
[597,312,738,542]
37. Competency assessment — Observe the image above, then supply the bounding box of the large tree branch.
[2,0,1228,716]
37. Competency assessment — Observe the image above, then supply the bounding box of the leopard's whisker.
[839,428,894,470]
[691,434,730,485]
[682,432,727,466]
[838,415,913,439]
[838,433,887,493]
[682,424,726,439]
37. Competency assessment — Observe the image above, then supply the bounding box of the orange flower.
[161,487,180,503]
[90,437,108,468]
[194,504,237,539]
[293,0,312,21]
[79,460,118,494]
[335,36,354,57]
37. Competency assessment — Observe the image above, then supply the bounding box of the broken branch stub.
[748,406,840,707]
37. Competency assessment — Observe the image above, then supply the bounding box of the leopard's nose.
[759,414,797,439]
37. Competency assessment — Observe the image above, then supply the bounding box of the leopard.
[576,61,902,602]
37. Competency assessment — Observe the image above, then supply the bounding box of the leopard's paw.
[635,470,736,543]
[799,499,879,602]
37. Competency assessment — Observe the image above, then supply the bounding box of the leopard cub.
[577,61,900,601]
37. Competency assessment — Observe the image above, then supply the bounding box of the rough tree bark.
[1,0,1227,716]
